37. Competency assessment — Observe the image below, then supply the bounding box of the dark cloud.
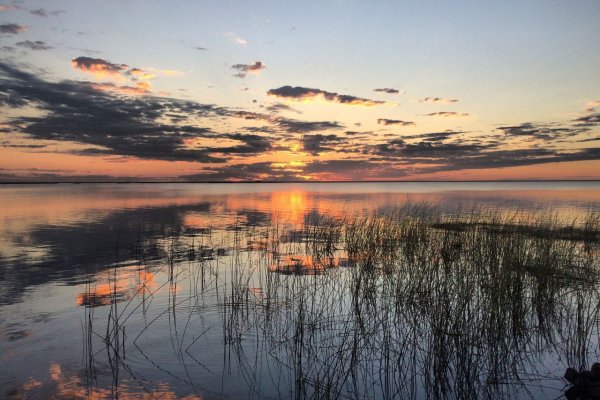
[573,113,600,127]
[0,62,236,162]
[276,117,343,133]
[0,23,26,34]
[377,118,415,126]
[374,88,400,94]
[231,61,265,78]
[195,46,208,51]
[302,134,343,155]
[15,40,52,50]
[344,130,375,137]
[231,110,341,133]
[302,159,406,179]
[217,133,272,155]
[497,122,583,140]
[71,56,128,76]
[0,141,47,149]
[419,97,458,104]
[184,162,299,182]
[369,132,600,173]
[374,139,489,159]
[424,111,470,117]
[265,102,300,114]
[268,86,387,106]
[578,137,600,143]
[29,8,65,17]
[424,148,600,172]
[400,131,462,142]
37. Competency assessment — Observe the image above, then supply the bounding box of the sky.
[0,0,599,182]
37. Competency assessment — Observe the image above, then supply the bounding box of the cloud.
[573,113,600,127]
[573,102,600,127]
[16,40,53,50]
[373,139,489,159]
[374,88,400,94]
[302,134,344,155]
[126,67,156,80]
[497,122,581,140]
[161,69,184,77]
[419,97,458,104]
[231,61,265,78]
[267,86,387,106]
[276,117,343,133]
[216,133,272,155]
[377,118,415,126]
[71,57,128,79]
[227,32,247,45]
[0,5,17,11]
[29,8,64,17]
[400,131,462,142]
[424,148,600,172]
[195,46,208,51]
[30,8,48,16]
[0,61,234,162]
[586,100,600,112]
[0,23,27,34]
[184,162,299,182]
[90,81,152,95]
[265,102,301,114]
[302,159,405,180]
[424,111,470,117]
[1,141,47,149]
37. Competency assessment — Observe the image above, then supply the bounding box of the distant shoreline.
[1,180,599,185]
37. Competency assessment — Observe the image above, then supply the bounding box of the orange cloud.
[127,67,156,80]
[91,81,152,95]
[71,56,128,79]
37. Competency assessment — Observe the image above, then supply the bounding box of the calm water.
[1,182,600,399]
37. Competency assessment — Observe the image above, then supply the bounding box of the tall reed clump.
[88,205,600,399]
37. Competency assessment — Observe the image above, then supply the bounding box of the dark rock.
[566,368,581,385]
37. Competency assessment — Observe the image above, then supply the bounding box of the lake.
[1,182,600,399]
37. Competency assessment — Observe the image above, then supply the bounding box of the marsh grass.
[83,205,600,399]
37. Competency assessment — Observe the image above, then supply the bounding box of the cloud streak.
[419,97,458,104]
[268,86,388,106]
[377,119,415,126]
[424,111,470,117]
[16,40,53,50]
[374,88,400,94]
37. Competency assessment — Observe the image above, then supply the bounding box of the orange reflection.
[77,268,158,307]
[41,363,201,400]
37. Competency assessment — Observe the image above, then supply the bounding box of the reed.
[84,205,600,399]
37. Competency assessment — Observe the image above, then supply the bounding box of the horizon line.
[1,179,599,185]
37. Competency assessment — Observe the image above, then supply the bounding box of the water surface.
[1,182,600,399]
